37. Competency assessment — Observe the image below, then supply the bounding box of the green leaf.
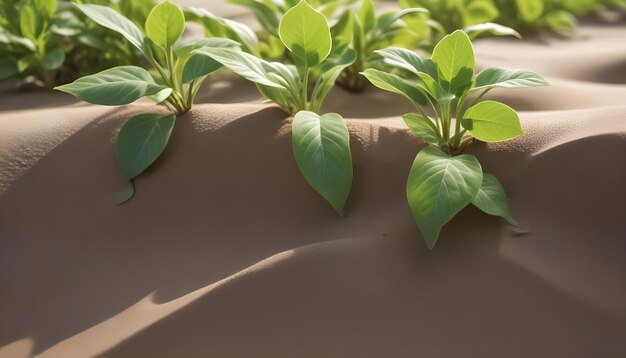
[406,146,483,249]
[184,7,259,54]
[402,113,440,144]
[42,47,65,70]
[462,100,524,142]
[193,47,286,89]
[292,111,353,216]
[116,182,135,205]
[472,173,517,225]
[376,8,428,33]
[116,113,176,181]
[229,0,280,36]
[54,66,167,105]
[75,4,145,53]
[361,68,427,106]
[374,47,438,79]
[17,54,37,73]
[279,0,332,68]
[431,30,474,95]
[358,0,376,34]
[545,10,577,31]
[474,68,549,90]
[177,38,240,82]
[310,48,357,112]
[516,0,544,22]
[19,5,42,41]
[145,1,185,48]
[0,29,36,51]
[465,0,499,26]
[182,54,222,83]
[464,23,521,40]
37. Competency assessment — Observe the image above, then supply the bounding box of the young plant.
[330,0,430,91]
[55,1,239,203]
[195,0,355,216]
[362,30,548,249]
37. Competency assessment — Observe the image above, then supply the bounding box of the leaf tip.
[116,182,135,205]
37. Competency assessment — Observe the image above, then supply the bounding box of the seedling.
[362,30,548,249]
[55,1,239,203]
[330,0,429,91]
[196,0,354,216]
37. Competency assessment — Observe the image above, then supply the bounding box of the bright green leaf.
[292,111,353,216]
[431,30,474,95]
[462,100,524,142]
[374,47,438,79]
[361,68,427,106]
[279,0,332,68]
[516,0,544,22]
[474,67,549,90]
[54,66,167,105]
[145,1,185,48]
[472,173,517,225]
[406,146,483,249]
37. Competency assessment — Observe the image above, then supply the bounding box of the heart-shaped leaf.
[145,1,185,48]
[55,66,168,105]
[292,111,353,216]
[472,173,517,225]
[406,147,483,249]
[462,100,524,142]
[474,68,549,90]
[432,29,474,95]
[116,113,176,182]
[279,0,332,68]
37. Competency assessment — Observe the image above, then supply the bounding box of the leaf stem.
[301,66,310,111]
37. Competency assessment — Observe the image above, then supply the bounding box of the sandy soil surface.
[0,1,625,357]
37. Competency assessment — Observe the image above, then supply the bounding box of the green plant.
[493,0,577,33]
[329,0,430,91]
[0,0,154,87]
[196,0,354,215]
[362,30,548,249]
[55,1,239,203]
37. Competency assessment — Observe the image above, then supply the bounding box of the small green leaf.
[474,68,549,90]
[361,68,427,106]
[431,30,474,95]
[279,0,332,68]
[310,48,357,112]
[116,113,176,181]
[193,47,286,89]
[76,4,145,53]
[472,173,517,225]
[464,23,521,40]
[148,88,173,104]
[116,182,135,205]
[0,29,36,51]
[545,10,577,31]
[406,147,483,249]
[183,54,222,83]
[462,100,524,142]
[516,0,544,22]
[42,47,65,70]
[358,0,376,34]
[145,1,185,48]
[402,113,440,144]
[376,8,428,33]
[19,4,42,41]
[374,48,439,79]
[292,111,353,216]
[54,66,167,105]
[465,0,499,26]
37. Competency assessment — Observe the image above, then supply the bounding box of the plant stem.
[301,66,310,111]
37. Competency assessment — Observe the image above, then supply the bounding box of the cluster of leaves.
[362,30,548,248]
[195,0,355,215]
[0,0,154,88]
[56,1,239,203]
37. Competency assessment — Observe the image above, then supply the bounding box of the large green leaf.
[474,68,549,90]
[193,47,286,88]
[402,113,440,144]
[75,4,145,52]
[462,100,524,142]
[116,113,176,182]
[472,173,517,225]
[431,30,474,95]
[279,0,332,68]
[310,48,357,112]
[145,1,185,48]
[361,68,427,106]
[55,66,168,105]
[292,111,353,216]
[406,147,483,249]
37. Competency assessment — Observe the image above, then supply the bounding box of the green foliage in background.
[363,30,548,248]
